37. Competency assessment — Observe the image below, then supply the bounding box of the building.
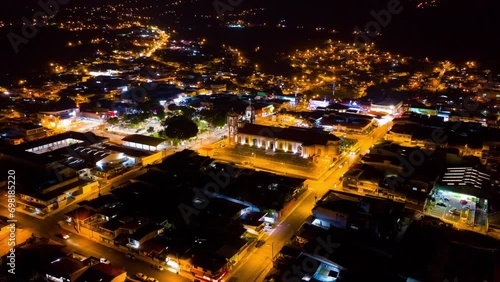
[0,132,107,216]
[244,104,256,124]
[38,108,79,130]
[4,122,48,142]
[439,167,491,189]
[318,113,374,135]
[44,256,88,282]
[308,98,331,110]
[121,134,168,151]
[370,99,403,115]
[310,190,404,239]
[424,184,490,234]
[227,111,239,146]
[229,122,340,158]
[75,263,127,282]
[126,223,163,250]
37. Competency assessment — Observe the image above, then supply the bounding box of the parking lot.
[425,189,476,226]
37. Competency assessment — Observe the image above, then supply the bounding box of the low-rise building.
[121,134,168,152]
[310,191,404,239]
[232,123,340,158]
[370,99,403,115]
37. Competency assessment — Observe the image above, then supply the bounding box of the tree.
[177,106,196,117]
[211,113,227,128]
[136,100,165,120]
[164,115,198,140]
[167,104,178,111]
[199,109,227,128]
[107,117,119,125]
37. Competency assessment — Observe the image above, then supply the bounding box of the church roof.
[238,124,340,146]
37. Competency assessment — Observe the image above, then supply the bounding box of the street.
[0,205,189,282]
[3,119,389,282]
[225,123,390,281]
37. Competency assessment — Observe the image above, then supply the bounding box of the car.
[255,240,265,248]
[146,278,159,282]
[442,197,450,202]
[135,273,148,281]
[460,200,467,205]
[126,253,136,260]
[449,209,461,216]
[151,264,164,271]
[100,258,110,264]
[436,202,447,207]
[60,232,69,239]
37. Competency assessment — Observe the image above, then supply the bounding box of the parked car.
[135,273,148,281]
[60,232,69,239]
[255,240,265,248]
[449,209,461,216]
[460,200,467,205]
[151,264,164,271]
[126,253,136,260]
[146,278,159,282]
[436,202,447,207]
[100,258,110,264]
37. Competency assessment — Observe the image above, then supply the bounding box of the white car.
[146,278,159,282]
[151,264,164,271]
[100,258,110,264]
[135,273,148,281]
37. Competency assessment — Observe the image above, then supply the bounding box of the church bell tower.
[227,111,239,146]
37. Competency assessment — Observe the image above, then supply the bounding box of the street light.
[266,241,275,265]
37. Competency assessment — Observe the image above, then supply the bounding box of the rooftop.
[122,134,166,147]
[238,123,340,146]
[43,256,86,279]
[75,264,126,282]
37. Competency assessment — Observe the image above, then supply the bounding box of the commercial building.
[370,99,403,115]
[121,134,168,151]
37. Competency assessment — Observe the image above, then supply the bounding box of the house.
[310,190,404,239]
[126,223,163,250]
[360,154,402,175]
[44,256,88,282]
[75,262,127,282]
[239,211,267,235]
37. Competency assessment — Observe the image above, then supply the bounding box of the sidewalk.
[0,228,32,257]
[226,188,313,282]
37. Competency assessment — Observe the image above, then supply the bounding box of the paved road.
[226,123,390,282]
[1,166,190,282]
[0,205,188,282]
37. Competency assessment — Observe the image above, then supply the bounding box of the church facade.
[227,112,340,159]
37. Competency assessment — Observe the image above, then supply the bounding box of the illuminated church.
[227,112,340,159]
